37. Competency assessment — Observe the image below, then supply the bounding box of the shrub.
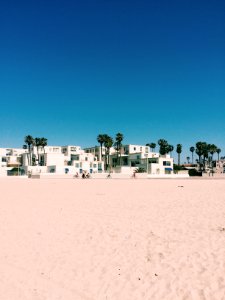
[135,167,146,173]
[188,169,202,176]
[7,168,25,176]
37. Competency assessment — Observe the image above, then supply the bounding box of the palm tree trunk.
[178,154,180,166]
[198,155,201,171]
[100,144,102,161]
[192,152,194,164]
[26,152,29,167]
[28,146,31,166]
[37,147,39,166]
[119,146,122,166]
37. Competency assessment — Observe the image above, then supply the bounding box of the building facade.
[1,143,174,176]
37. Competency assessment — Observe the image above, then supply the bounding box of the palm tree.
[176,144,182,166]
[40,138,48,152]
[190,146,195,164]
[150,143,156,152]
[158,139,169,155]
[195,142,203,167]
[186,156,190,164]
[24,135,34,166]
[40,137,48,165]
[208,144,217,162]
[146,142,156,152]
[97,134,106,161]
[168,145,174,157]
[104,135,114,171]
[216,148,221,161]
[146,143,151,151]
[196,142,209,171]
[115,133,124,166]
[34,137,42,165]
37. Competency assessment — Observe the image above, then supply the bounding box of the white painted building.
[1,143,174,176]
[216,159,225,174]
[85,144,174,175]
[20,145,104,175]
[0,148,28,176]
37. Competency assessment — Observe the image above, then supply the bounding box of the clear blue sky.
[0,0,224,162]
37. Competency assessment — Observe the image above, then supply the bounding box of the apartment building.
[0,143,174,176]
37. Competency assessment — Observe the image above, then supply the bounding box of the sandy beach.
[0,178,225,300]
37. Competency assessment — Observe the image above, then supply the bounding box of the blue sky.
[0,0,225,162]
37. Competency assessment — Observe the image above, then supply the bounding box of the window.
[163,161,171,166]
[149,158,157,163]
[71,155,79,161]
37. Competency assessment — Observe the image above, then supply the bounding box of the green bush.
[7,168,25,176]
[188,169,202,176]
[135,167,146,173]
[174,164,187,171]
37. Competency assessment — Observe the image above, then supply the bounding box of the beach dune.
[0,178,225,300]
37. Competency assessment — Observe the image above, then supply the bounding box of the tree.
[195,142,203,169]
[40,137,48,165]
[176,144,182,166]
[115,133,124,166]
[202,142,209,171]
[186,156,190,164]
[34,137,42,165]
[158,139,170,155]
[208,144,217,162]
[24,135,34,166]
[150,143,156,152]
[40,137,47,151]
[190,146,195,164]
[114,142,120,166]
[97,134,107,161]
[168,145,174,156]
[216,148,221,161]
[146,142,156,152]
[104,135,114,171]
[195,142,208,171]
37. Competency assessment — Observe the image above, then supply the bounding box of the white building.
[0,148,27,176]
[21,145,104,175]
[1,143,174,176]
[216,159,225,174]
[85,144,174,175]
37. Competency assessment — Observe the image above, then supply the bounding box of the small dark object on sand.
[177,185,184,188]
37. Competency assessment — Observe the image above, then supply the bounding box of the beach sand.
[0,178,225,300]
